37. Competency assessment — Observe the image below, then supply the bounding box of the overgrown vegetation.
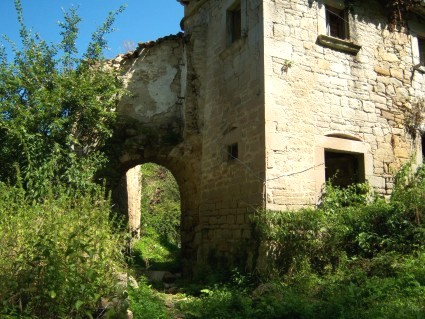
[0,182,126,318]
[175,162,425,318]
[128,278,171,319]
[0,1,127,318]
[132,163,181,271]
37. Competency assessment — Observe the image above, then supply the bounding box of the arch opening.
[133,162,181,272]
[123,163,183,273]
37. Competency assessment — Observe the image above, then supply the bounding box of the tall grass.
[0,182,126,318]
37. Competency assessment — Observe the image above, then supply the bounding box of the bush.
[179,286,254,319]
[132,226,181,271]
[247,166,425,317]
[0,2,130,318]
[254,175,425,276]
[128,278,171,319]
[0,182,125,318]
[319,181,372,212]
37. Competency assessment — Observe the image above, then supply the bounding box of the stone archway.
[111,147,201,275]
[105,34,204,274]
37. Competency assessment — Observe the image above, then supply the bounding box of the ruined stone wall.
[112,37,203,272]
[115,37,185,156]
[264,0,425,211]
[183,0,265,269]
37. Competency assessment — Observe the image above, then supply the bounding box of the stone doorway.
[123,163,182,270]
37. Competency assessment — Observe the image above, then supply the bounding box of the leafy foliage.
[319,181,372,212]
[254,176,425,275]
[0,2,128,318]
[128,278,171,319]
[0,0,125,198]
[0,182,126,318]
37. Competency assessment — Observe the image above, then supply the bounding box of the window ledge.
[317,34,361,55]
[413,64,425,73]
[219,37,246,60]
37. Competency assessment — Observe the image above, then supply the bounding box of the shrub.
[0,2,129,318]
[132,226,181,271]
[179,286,254,319]
[128,278,171,319]
[249,167,425,318]
[391,162,425,224]
[0,182,126,318]
[254,175,425,276]
[318,181,372,212]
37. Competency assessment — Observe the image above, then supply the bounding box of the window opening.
[325,151,365,187]
[325,5,348,40]
[418,37,425,65]
[422,134,425,161]
[227,143,239,160]
[227,1,241,44]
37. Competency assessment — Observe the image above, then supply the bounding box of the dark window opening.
[325,151,365,188]
[325,5,348,40]
[418,37,425,65]
[227,2,241,44]
[227,143,239,160]
[421,134,425,161]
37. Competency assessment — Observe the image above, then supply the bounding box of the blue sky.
[0,0,184,59]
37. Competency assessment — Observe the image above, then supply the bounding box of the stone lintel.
[317,34,361,55]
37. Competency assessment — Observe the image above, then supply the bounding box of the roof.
[117,32,184,60]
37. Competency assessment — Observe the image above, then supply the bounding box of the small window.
[418,37,425,65]
[227,143,238,160]
[227,1,241,44]
[422,134,425,161]
[325,5,348,40]
[325,151,365,187]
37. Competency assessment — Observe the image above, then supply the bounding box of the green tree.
[0,0,125,197]
[0,2,128,318]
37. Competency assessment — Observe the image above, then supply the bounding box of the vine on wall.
[346,0,425,31]
[379,0,421,31]
[404,98,425,138]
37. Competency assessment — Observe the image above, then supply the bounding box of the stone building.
[112,0,425,273]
